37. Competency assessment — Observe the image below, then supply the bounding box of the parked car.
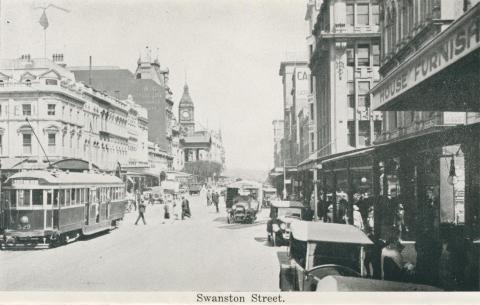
[262,187,277,207]
[316,275,442,291]
[267,200,308,246]
[227,195,260,224]
[279,221,373,291]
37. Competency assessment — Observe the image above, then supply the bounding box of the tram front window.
[10,190,16,207]
[18,190,31,207]
[32,189,43,205]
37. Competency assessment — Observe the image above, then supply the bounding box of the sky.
[1,0,308,171]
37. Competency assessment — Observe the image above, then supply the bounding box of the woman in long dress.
[174,194,183,220]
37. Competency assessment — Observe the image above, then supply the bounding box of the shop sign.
[372,8,480,110]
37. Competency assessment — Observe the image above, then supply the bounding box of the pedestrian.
[167,194,175,223]
[135,199,147,225]
[212,191,219,213]
[200,185,208,206]
[415,186,442,286]
[181,195,191,220]
[174,194,182,220]
[207,189,212,206]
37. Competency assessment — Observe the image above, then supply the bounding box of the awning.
[321,147,374,166]
[371,3,480,112]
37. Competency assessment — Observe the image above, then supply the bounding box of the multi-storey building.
[305,0,321,157]
[272,119,284,168]
[178,83,225,172]
[279,60,308,167]
[71,47,174,170]
[0,56,148,172]
[369,0,480,289]
[311,0,382,158]
[292,65,311,163]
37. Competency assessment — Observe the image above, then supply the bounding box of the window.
[76,189,80,204]
[348,82,355,108]
[348,121,355,147]
[48,133,56,154]
[310,133,315,153]
[10,190,16,207]
[372,44,380,66]
[22,104,31,116]
[357,4,369,25]
[32,189,43,206]
[59,190,65,207]
[359,121,370,146]
[47,190,52,205]
[0,135,2,155]
[0,80,4,87]
[372,3,380,25]
[48,104,55,115]
[310,103,315,121]
[45,79,58,85]
[25,79,31,86]
[66,189,71,206]
[358,82,370,107]
[24,190,31,206]
[357,44,370,66]
[53,190,59,207]
[346,46,355,66]
[71,188,75,205]
[346,4,354,26]
[23,133,32,154]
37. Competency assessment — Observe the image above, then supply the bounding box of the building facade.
[272,119,284,167]
[71,47,174,171]
[311,0,382,158]
[0,56,148,172]
[305,0,321,158]
[279,61,308,167]
[368,0,480,289]
[178,84,225,170]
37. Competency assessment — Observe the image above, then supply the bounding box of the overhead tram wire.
[25,117,53,169]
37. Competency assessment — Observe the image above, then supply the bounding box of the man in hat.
[135,199,147,225]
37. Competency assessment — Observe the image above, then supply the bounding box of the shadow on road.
[212,216,227,222]
[254,236,272,247]
[217,219,267,230]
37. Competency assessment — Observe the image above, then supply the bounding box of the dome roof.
[179,83,194,107]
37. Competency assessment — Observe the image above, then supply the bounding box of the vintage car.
[262,187,277,207]
[267,200,308,246]
[150,186,164,204]
[279,221,373,291]
[316,275,442,291]
[227,195,260,224]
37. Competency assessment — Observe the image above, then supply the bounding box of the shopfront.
[370,3,480,290]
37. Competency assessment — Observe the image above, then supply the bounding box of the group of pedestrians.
[201,185,223,213]
[128,189,191,225]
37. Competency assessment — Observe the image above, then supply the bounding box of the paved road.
[0,196,283,291]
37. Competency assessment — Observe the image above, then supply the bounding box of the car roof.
[317,275,442,291]
[227,180,261,189]
[271,200,305,208]
[290,221,373,245]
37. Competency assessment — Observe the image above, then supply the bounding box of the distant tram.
[0,170,127,248]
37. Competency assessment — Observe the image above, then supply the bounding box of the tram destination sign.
[371,6,480,110]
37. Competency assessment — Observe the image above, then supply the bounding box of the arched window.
[25,79,31,86]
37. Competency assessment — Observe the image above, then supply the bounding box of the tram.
[0,169,127,249]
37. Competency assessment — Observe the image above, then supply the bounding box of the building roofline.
[279,61,309,76]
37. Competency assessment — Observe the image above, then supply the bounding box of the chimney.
[52,53,66,67]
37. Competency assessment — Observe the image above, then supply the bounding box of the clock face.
[182,111,190,119]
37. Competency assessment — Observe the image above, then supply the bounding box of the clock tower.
[178,83,195,135]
